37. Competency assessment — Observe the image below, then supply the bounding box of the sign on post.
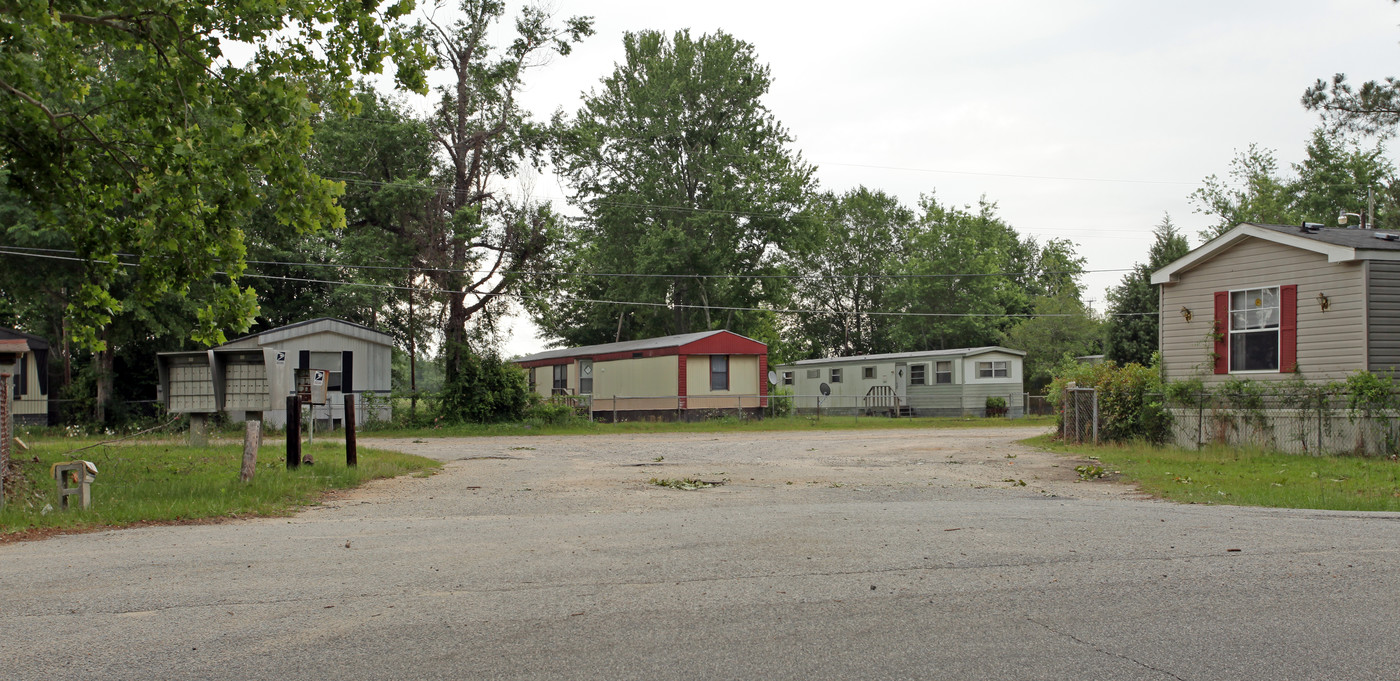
[295,368,329,406]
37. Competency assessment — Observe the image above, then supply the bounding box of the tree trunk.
[443,239,469,387]
[94,329,113,424]
[409,276,418,418]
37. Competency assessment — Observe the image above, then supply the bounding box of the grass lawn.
[1027,434,1400,512]
[362,414,1057,438]
[1,436,440,539]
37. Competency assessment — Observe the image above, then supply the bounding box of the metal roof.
[220,317,392,348]
[782,346,1025,367]
[0,326,49,350]
[514,330,759,363]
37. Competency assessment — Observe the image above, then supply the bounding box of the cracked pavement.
[2,426,1399,680]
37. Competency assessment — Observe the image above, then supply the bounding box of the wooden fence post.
[286,395,301,469]
[0,369,10,510]
[240,413,261,482]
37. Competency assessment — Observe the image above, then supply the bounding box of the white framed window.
[977,361,1008,378]
[781,371,793,386]
[806,368,820,379]
[1230,286,1280,372]
[935,361,953,384]
[830,368,843,383]
[863,366,876,379]
[909,364,926,385]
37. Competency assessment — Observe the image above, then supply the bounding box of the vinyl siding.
[1368,260,1400,372]
[684,355,759,396]
[594,356,678,398]
[10,352,47,418]
[1160,237,1366,384]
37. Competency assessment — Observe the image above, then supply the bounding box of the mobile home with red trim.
[1152,222,1400,384]
[515,330,768,421]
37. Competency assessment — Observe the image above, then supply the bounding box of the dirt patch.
[351,426,1139,510]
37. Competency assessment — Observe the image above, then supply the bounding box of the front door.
[579,359,593,395]
[894,362,907,405]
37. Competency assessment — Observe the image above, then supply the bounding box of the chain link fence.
[1060,387,1098,444]
[1167,393,1400,456]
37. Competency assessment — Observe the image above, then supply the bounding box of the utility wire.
[0,245,1134,280]
[0,249,1156,318]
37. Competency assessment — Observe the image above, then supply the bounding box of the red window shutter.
[1280,285,1297,372]
[1213,291,1229,374]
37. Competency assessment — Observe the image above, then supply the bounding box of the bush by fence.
[1048,360,1169,444]
[1049,365,1400,456]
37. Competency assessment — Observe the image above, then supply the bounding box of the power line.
[0,249,1157,318]
[0,245,1135,281]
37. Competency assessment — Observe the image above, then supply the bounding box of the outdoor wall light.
[1180,306,1193,322]
[1317,292,1330,311]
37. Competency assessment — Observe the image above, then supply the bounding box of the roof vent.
[1301,222,1326,234]
[1373,232,1400,242]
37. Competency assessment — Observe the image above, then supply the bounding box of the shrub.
[525,399,577,425]
[985,396,1008,417]
[437,350,532,424]
[769,387,794,418]
[1047,359,1169,443]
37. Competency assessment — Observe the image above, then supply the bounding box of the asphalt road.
[2,427,1398,680]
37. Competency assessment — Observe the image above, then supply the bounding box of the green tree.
[0,0,431,351]
[2,0,432,420]
[1189,145,1298,240]
[421,0,591,422]
[1292,128,1398,229]
[1001,294,1103,394]
[540,30,816,348]
[245,89,437,337]
[786,187,914,358]
[1104,214,1191,367]
[1303,1,1400,140]
[887,195,1074,352]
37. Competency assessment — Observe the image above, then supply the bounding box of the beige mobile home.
[0,327,50,426]
[516,330,769,421]
[776,347,1026,417]
[1152,223,1400,384]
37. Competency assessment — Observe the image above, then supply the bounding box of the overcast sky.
[415,1,1400,357]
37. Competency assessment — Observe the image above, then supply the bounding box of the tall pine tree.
[1104,215,1191,367]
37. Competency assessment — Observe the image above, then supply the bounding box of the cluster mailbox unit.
[157,318,392,430]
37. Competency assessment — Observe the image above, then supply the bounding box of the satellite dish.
[767,370,778,385]
[819,382,831,397]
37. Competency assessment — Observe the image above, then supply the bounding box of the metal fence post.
[1092,389,1100,445]
[1197,393,1205,449]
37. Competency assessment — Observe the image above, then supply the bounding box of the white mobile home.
[158,318,393,429]
[776,347,1026,417]
[0,327,50,426]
